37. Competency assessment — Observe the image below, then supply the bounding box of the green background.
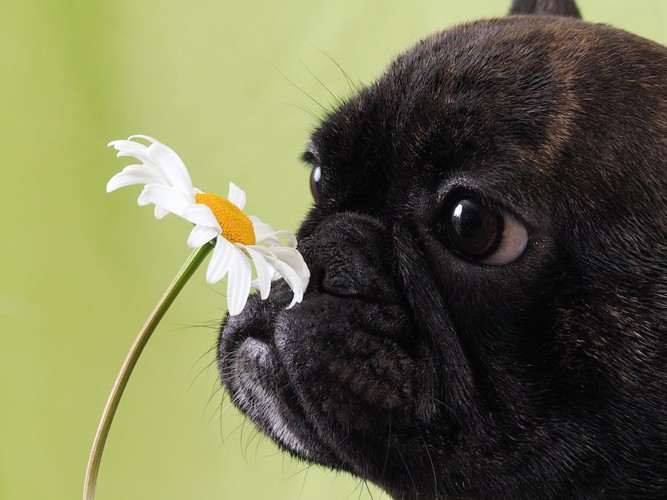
[1,1,665,498]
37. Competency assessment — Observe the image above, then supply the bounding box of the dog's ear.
[509,0,581,18]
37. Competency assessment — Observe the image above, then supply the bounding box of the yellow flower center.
[195,193,256,245]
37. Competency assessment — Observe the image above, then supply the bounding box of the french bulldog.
[218,0,667,498]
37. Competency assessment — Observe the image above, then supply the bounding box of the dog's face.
[218,11,667,500]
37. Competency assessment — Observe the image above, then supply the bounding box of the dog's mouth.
[217,279,433,478]
[218,296,327,462]
[224,333,318,459]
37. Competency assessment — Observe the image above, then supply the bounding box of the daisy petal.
[245,246,276,299]
[135,136,195,199]
[116,137,159,164]
[187,225,218,248]
[206,235,235,284]
[271,246,311,288]
[154,205,170,219]
[182,204,220,230]
[248,216,275,235]
[110,136,196,199]
[255,230,298,248]
[250,245,307,306]
[108,139,151,162]
[226,245,252,315]
[106,164,166,192]
[249,216,297,247]
[272,258,306,308]
[227,182,247,210]
[127,134,158,144]
[138,183,192,216]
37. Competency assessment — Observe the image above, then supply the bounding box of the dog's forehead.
[311,16,667,220]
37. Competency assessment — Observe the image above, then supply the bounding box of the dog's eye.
[444,198,528,265]
[310,165,321,201]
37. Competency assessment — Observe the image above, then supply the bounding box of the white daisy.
[107,135,310,316]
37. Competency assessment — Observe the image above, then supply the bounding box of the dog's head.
[219,1,667,497]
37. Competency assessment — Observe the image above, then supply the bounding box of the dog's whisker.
[297,460,310,499]
[251,428,264,462]
[205,383,226,414]
[380,413,392,483]
[274,66,328,113]
[418,427,439,497]
[171,319,222,331]
[284,102,322,122]
[428,395,456,415]
[297,56,344,107]
[341,475,362,500]
[280,456,315,480]
[319,433,352,462]
[188,346,219,387]
[363,479,376,500]
[395,442,419,499]
[309,44,359,93]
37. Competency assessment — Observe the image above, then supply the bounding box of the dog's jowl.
[218,1,667,498]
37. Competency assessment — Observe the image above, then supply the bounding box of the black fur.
[218,2,667,498]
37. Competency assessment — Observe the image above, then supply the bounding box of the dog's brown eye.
[310,165,321,201]
[448,199,502,258]
[445,198,528,265]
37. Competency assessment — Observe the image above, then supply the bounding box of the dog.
[218,1,667,498]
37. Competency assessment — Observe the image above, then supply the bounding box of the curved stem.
[83,243,214,500]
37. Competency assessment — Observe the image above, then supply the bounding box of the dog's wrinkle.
[378,18,593,179]
[392,220,481,425]
[299,211,400,304]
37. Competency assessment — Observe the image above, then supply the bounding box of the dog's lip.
[219,292,421,468]
[219,299,276,350]
[240,326,272,348]
[222,322,349,467]
[235,335,271,365]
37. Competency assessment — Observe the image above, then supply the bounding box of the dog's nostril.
[220,296,278,351]
[299,213,397,302]
[248,328,272,345]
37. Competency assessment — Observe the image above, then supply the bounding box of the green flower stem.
[83,243,214,500]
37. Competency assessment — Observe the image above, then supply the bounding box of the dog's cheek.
[274,298,417,432]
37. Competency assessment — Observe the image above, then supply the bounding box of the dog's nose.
[299,213,398,303]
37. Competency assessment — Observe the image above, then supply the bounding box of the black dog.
[218,1,667,498]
